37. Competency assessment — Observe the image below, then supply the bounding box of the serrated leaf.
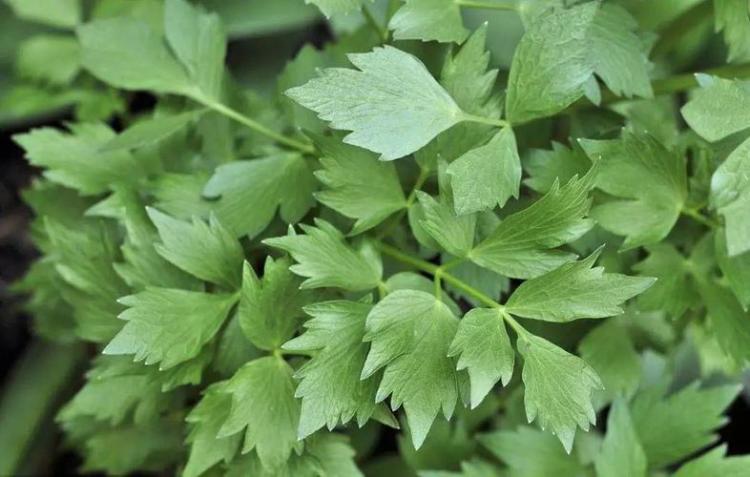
[104,288,236,369]
[714,0,750,63]
[101,110,203,152]
[674,445,750,477]
[681,76,750,142]
[697,278,750,364]
[264,219,382,291]
[517,333,602,452]
[633,243,696,318]
[283,300,382,439]
[286,45,466,160]
[468,170,595,279]
[447,127,521,215]
[239,258,312,351]
[578,319,641,401]
[505,250,655,322]
[147,208,243,289]
[314,135,406,234]
[362,290,462,448]
[580,131,687,249]
[716,230,750,308]
[448,308,513,408]
[219,356,301,471]
[594,399,647,477]
[389,0,468,44]
[416,191,476,257]
[524,142,590,194]
[202,153,316,238]
[711,136,750,256]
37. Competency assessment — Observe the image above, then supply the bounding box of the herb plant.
[3,0,750,475]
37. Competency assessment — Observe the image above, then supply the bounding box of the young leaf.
[389,0,468,44]
[286,46,465,160]
[103,288,236,369]
[579,132,687,249]
[517,333,602,452]
[264,219,382,291]
[202,153,316,238]
[594,399,647,477]
[448,308,514,408]
[239,258,312,351]
[362,290,462,448]
[505,250,655,322]
[283,300,383,439]
[147,207,243,289]
[710,136,750,256]
[219,357,301,471]
[468,170,595,279]
[447,127,522,215]
[314,135,406,234]
[681,76,750,141]
[416,191,476,257]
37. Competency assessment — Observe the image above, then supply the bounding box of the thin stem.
[455,0,518,11]
[461,113,510,128]
[500,309,529,339]
[375,166,429,240]
[434,270,443,300]
[682,207,720,229]
[199,99,315,154]
[377,281,388,299]
[362,4,388,42]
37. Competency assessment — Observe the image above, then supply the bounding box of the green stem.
[199,99,315,154]
[362,4,388,42]
[682,206,720,229]
[461,113,510,128]
[500,309,529,339]
[651,0,713,58]
[455,0,518,11]
[375,167,429,240]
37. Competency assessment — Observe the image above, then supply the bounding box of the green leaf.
[630,382,741,468]
[714,0,750,63]
[674,445,750,477]
[264,219,382,291]
[517,333,602,452]
[219,356,301,471]
[505,3,597,124]
[100,110,203,152]
[362,290,462,448]
[448,308,513,409]
[716,231,750,308]
[78,17,192,95]
[17,35,80,85]
[524,142,590,194]
[633,243,696,318]
[505,250,655,322]
[6,0,80,28]
[283,300,383,439]
[578,320,641,400]
[314,135,406,234]
[579,131,687,249]
[13,123,139,195]
[681,76,750,142]
[202,153,316,238]
[389,0,468,44]
[416,191,476,257]
[711,136,750,256]
[164,0,225,100]
[103,288,236,369]
[239,258,312,351]
[447,128,521,215]
[594,399,647,477]
[286,45,465,160]
[307,0,362,18]
[479,426,586,477]
[697,278,750,364]
[468,170,595,279]
[184,385,241,477]
[147,208,244,289]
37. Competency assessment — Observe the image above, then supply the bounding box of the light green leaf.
[184,385,241,477]
[264,219,382,291]
[468,170,595,279]
[164,0,225,100]
[674,445,750,477]
[16,35,80,85]
[147,208,243,289]
[416,191,476,257]
[362,290,462,448]
[681,76,750,142]
[101,110,203,152]
[307,0,362,18]
[524,142,590,194]
[283,300,383,439]
[103,288,236,369]
[286,45,465,160]
[711,136,750,256]
[594,399,647,477]
[219,357,301,471]
[505,250,655,322]
[697,278,750,364]
[314,135,406,234]
[633,243,696,318]
[448,308,513,408]
[202,153,316,238]
[479,426,586,477]
[78,17,192,95]
[714,0,750,63]
[716,231,750,309]
[6,0,80,28]
[518,333,602,452]
[631,382,741,468]
[447,127,521,215]
[579,131,687,249]
[389,0,468,44]
[239,258,312,351]
[578,320,641,401]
